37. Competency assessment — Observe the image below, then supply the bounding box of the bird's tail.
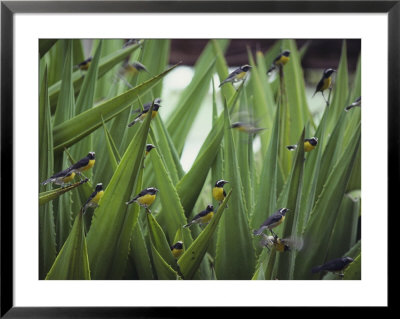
[183,222,192,228]
[311,265,322,273]
[127,118,139,127]
[253,227,265,236]
[312,91,317,98]
[267,65,276,75]
[125,197,137,205]
[41,178,53,186]
[286,144,298,151]
[218,80,227,88]
[345,104,355,112]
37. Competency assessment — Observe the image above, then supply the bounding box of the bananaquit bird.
[219,64,252,87]
[74,57,93,71]
[230,122,266,134]
[82,183,104,213]
[41,168,76,188]
[286,137,318,152]
[311,256,354,277]
[126,187,159,208]
[127,98,162,127]
[145,144,156,156]
[260,234,304,253]
[212,180,228,205]
[313,68,336,105]
[170,241,184,259]
[267,50,291,74]
[121,61,149,75]
[253,208,289,237]
[345,96,361,112]
[183,204,214,228]
[68,152,96,178]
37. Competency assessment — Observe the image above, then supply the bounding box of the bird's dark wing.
[319,258,346,271]
[83,190,97,207]
[136,188,152,199]
[273,53,282,64]
[191,209,207,221]
[70,156,90,170]
[262,213,282,227]
[315,78,324,93]
[50,167,72,179]
[225,68,242,80]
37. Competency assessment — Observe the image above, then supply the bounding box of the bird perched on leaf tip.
[219,64,252,87]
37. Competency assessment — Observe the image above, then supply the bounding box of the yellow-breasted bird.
[126,187,159,208]
[260,234,304,252]
[286,137,318,152]
[183,204,214,228]
[82,183,104,213]
[41,168,76,188]
[68,152,96,177]
[230,122,266,134]
[145,144,156,156]
[170,241,184,259]
[313,68,336,104]
[121,61,149,75]
[253,208,289,236]
[345,96,361,112]
[74,57,93,71]
[219,64,252,87]
[212,179,228,205]
[267,50,291,74]
[127,98,162,127]
[311,256,354,277]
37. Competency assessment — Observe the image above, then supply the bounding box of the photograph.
[38,38,361,281]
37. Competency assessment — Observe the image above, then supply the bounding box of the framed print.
[1,0,395,316]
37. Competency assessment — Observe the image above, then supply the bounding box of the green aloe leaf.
[125,221,154,280]
[85,105,153,279]
[52,40,75,251]
[45,211,90,280]
[276,129,305,280]
[215,105,255,279]
[39,64,57,279]
[166,56,216,155]
[325,195,360,261]
[146,212,177,269]
[178,190,232,279]
[150,242,181,280]
[101,116,120,171]
[250,103,280,232]
[39,179,89,206]
[148,140,193,246]
[247,49,274,154]
[252,248,277,280]
[52,64,179,152]
[154,116,185,182]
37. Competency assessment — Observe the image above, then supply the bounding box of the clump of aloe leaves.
[39,39,360,280]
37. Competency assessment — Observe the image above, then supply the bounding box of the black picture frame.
[1,1,395,317]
